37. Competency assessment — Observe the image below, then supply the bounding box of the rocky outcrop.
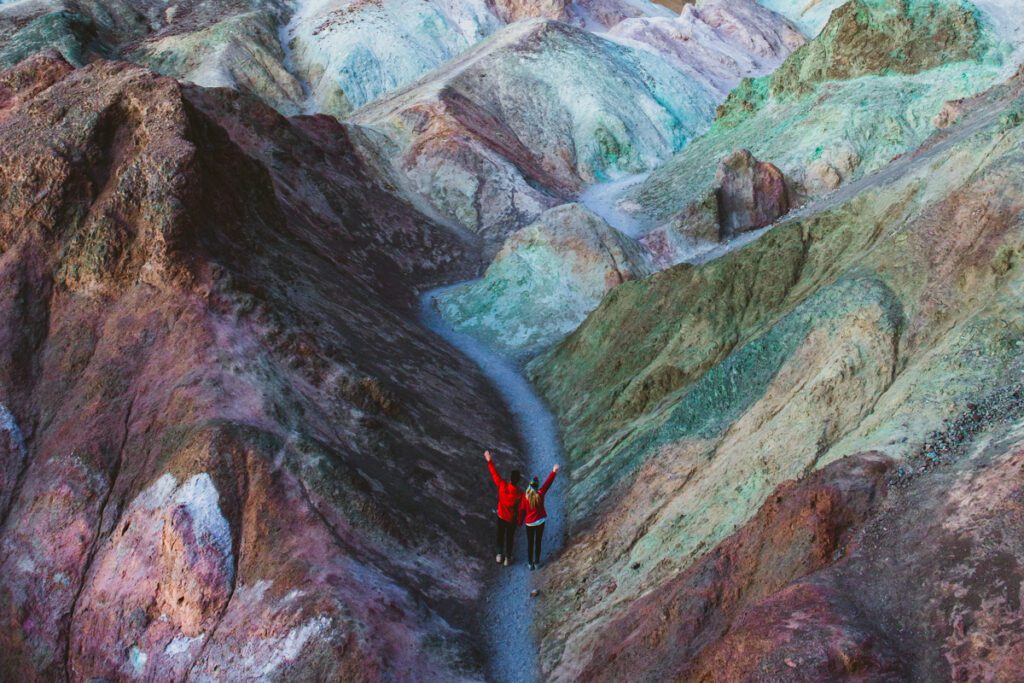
[801,142,861,194]
[436,203,651,356]
[715,148,789,237]
[571,451,895,681]
[754,0,847,36]
[129,10,306,115]
[0,56,518,680]
[529,64,1024,678]
[765,0,984,100]
[0,49,73,121]
[639,149,788,266]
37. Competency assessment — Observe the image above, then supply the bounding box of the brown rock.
[934,98,969,129]
[640,151,789,265]
[804,158,843,193]
[0,51,74,124]
[801,144,861,196]
[715,148,790,239]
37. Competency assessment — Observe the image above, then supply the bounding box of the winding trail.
[578,172,652,237]
[420,283,565,683]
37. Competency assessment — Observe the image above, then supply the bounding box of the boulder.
[800,144,861,195]
[715,148,790,238]
[640,149,789,266]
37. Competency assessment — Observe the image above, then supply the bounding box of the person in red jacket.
[519,464,559,570]
[485,450,522,566]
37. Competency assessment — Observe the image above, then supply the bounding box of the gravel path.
[578,172,652,237]
[421,283,565,683]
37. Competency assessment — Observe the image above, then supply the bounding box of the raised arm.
[485,450,503,488]
[540,464,559,494]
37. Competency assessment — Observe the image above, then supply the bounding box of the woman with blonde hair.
[519,463,559,570]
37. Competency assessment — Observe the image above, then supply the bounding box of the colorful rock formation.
[436,204,652,356]
[639,148,789,268]
[528,54,1024,678]
[0,55,518,680]
[608,0,804,98]
[350,18,719,245]
[714,149,788,236]
[281,0,677,118]
[629,0,1019,223]
[2,0,1024,681]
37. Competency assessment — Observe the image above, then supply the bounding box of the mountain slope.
[351,2,801,248]
[0,54,519,681]
[630,0,1016,226]
[349,18,719,245]
[527,57,1024,679]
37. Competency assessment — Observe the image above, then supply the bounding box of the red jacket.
[488,461,523,522]
[519,470,556,526]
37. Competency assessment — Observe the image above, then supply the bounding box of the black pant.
[526,523,545,564]
[496,517,516,559]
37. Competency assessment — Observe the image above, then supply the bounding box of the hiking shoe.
[529,563,536,571]
[503,557,510,567]
[496,554,503,564]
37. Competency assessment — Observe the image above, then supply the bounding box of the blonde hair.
[524,486,540,510]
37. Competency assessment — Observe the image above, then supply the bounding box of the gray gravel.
[421,284,565,683]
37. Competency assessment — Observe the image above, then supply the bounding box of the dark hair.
[510,470,521,486]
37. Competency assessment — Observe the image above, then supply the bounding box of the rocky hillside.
[3,0,1024,681]
[0,0,807,248]
[0,0,790,121]
[349,18,718,245]
[437,0,1020,359]
[281,0,679,118]
[528,24,1024,680]
[0,53,521,680]
[349,3,802,246]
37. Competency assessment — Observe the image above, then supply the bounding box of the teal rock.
[438,203,652,357]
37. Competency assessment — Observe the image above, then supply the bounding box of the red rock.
[572,452,894,681]
[715,148,790,239]
[567,405,1024,681]
[0,57,517,680]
